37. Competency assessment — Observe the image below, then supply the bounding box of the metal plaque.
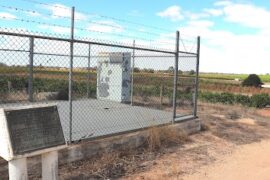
[5,106,65,155]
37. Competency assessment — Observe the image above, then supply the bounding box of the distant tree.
[189,70,195,75]
[0,62,7,67]
[133,67,140,73]
[242,74,263,88]
[143,68,155,73]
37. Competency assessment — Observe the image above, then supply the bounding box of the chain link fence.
[0,31,200,143]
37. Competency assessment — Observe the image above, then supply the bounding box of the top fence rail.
[0,31,198,56]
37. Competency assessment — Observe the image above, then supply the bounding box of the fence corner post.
[87,43,91,98]
[28,37,34,102]
[131,40,135,106]
[172,31,180,122]
[69,6,75,143]
[194,36,200,117]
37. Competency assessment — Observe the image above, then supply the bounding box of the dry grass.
[225,110,241,120]
[57,125,191,179]
[0,91,28,103]
[147,125,189,151]
[200,120,211,131]
[198,102,270,145]
[256,120,269,127]
[59,152,128,179]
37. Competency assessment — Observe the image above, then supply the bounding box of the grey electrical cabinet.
[97,52,131,103]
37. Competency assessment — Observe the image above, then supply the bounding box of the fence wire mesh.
[0,31,200,143]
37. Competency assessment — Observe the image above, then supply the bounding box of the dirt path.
[184,139,270,180]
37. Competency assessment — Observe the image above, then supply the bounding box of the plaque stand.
[0,104,66,180]
[42,151,59,180]
[8,150,61,180]
[8,157,28,180]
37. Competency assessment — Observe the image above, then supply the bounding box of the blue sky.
[0,0,270,74]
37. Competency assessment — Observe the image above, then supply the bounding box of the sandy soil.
[184,139,270,180]
[257,108,270,117]
[184,108,270,180]
[123,132,235,180]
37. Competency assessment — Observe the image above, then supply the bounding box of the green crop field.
[1,65,269,82]
[0,65,269,107]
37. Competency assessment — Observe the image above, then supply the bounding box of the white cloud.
[203,8,223,16]
[157,6,184,21]
[188,20,215,29]
[44,3,87,20]
[155,2,269,74]
[159,6,223,21]
[178,18,270,74]
[0,12,16,20]
[223,3,270,29]
[185,11,209,20]
[87,21,124,33]
[214,0,232,7]
[38,25,70,34]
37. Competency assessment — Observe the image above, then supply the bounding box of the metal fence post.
[194,36,200,117]
[69,6,75,143]
[172,31,180,122]
[131,40,135,105]
[87,43,91,98]
[28,37,34,102]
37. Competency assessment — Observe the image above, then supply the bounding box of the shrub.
[200,92,218,103]
[218,93,235,104]
[189,70,195,75]
[225,110,241,120]
[199,91,270,108]
[0,62,7,67]
[200,121,211,131]
[133,67,140,73]
[56,88,69,100]
[249,94,270,108]
[143,68,155,73]
[242,74,263,87]
[235,94,251,106]
[147,126,189,151]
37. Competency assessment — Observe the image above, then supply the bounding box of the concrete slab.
[58,99,173,141]
[0,99,174,142]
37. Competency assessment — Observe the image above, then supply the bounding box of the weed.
[147,125,189,151]
[200,121,211,131]
[225,111,241,120]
